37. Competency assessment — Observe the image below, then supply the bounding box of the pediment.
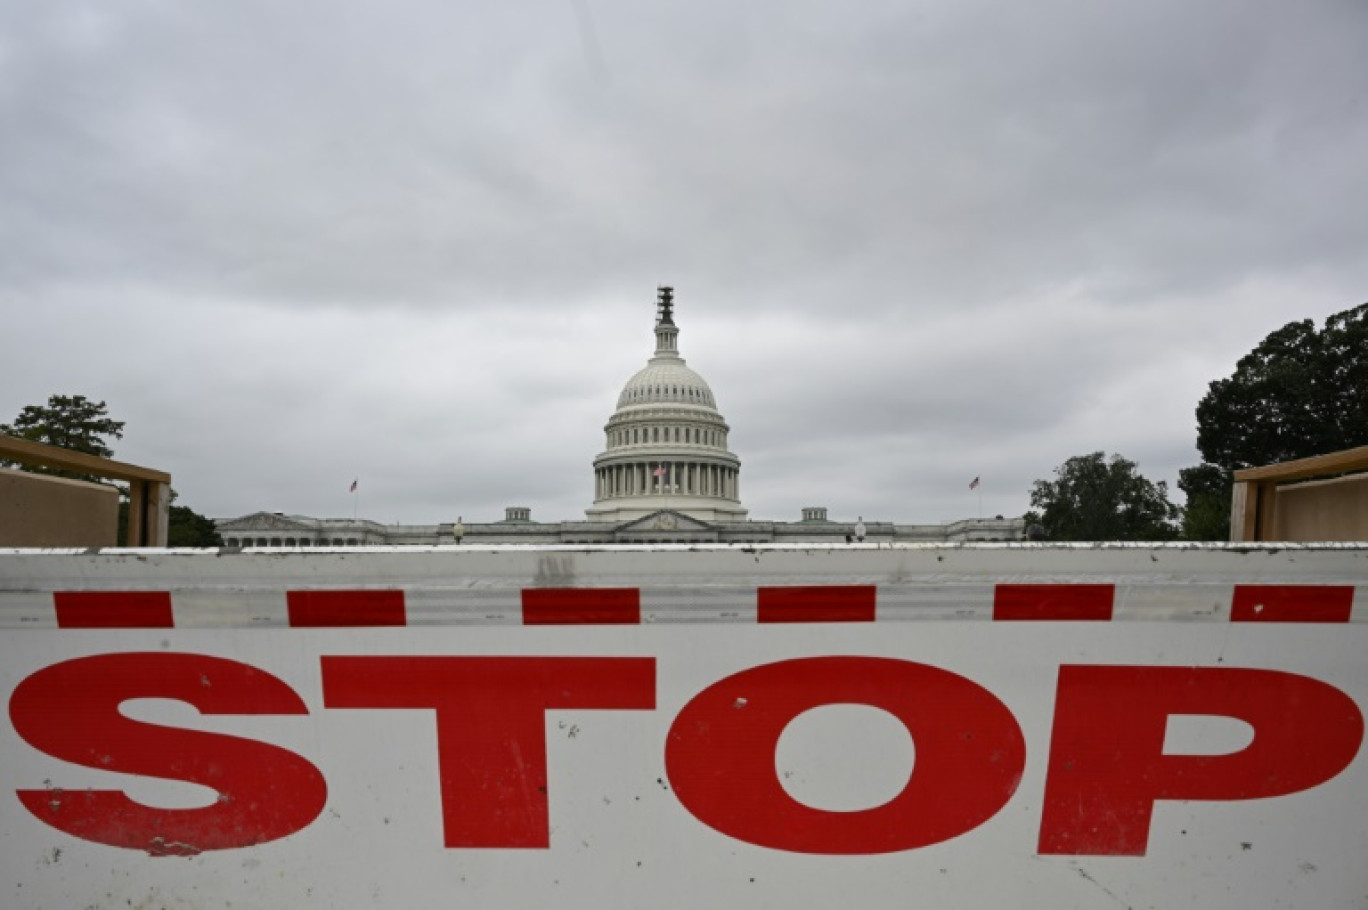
[618,510,714,533]
[217,512,316,532]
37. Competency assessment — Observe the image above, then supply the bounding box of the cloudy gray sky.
[3,0,1366,528]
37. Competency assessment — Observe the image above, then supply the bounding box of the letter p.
[1039,666,1363,856]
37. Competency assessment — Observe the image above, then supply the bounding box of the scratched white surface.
[0,621,1364,909]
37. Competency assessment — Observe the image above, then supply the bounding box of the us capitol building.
[217,288,1021,546]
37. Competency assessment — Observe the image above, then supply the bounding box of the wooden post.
[1255,480,1279,541]
[1229,481,1253,542]
[146,481,170,547]
[127,480,145,547]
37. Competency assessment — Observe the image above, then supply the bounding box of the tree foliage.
[0,394,125,479]
[1029,452,1179,541]
[1180,302,1368,540]
[1177,463,1230,541]
[168,504,225,547]
[1196,303,1368,470]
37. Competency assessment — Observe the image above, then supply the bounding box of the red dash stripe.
[287,590,407,627]
[993,584,1114,621]
[757,585,876,623]
[1230,585,1354,623]
[522,588,640,625]
[55,591,174,628]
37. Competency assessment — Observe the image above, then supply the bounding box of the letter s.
[10,652,327,855]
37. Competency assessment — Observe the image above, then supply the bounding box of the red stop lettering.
[320,656,655,848]
[665,656,1026,854]
[9,653,326,855]
[1039,666,1365,855]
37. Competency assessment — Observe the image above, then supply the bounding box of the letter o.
[665,657,1025,854]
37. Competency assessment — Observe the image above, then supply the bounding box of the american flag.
[349,479,358,493]
[652,465,668,477]
[969,476,980,490]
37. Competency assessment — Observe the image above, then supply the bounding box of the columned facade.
[586,287,748,523]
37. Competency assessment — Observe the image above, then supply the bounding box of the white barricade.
[0,543,1365,908]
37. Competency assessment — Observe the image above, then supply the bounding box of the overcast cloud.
[3,0,1366,528]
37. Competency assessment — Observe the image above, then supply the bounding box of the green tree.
[168,503,224,547]
[1177,463,1230,541]
[1180,302,1368,540]
[0,394,125,479]
[1029,452,1180,541]
[1196,302,1368,467]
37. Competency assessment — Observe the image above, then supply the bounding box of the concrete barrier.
[1,542,1365,908]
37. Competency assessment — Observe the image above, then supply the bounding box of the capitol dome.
[616,361,717,410]
[586,287,747,523]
